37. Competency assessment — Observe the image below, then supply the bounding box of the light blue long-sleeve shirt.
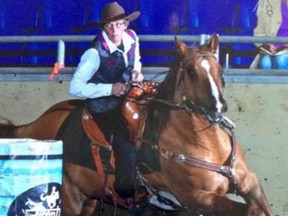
[69,30,142,99]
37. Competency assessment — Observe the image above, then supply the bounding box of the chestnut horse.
[0,35,273,216]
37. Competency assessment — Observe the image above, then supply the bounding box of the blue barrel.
[0,139,63,216]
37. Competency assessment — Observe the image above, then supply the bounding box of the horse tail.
[0,118,17,138]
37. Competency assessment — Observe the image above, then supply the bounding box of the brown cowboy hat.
[90,2,140,27]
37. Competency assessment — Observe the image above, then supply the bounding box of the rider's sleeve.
[69,48,112,99]
[133,31,142,73]
[125,29,142,73]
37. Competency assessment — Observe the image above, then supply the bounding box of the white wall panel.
[0,82,286,215]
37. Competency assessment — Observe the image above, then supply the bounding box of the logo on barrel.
[8,182,61,216]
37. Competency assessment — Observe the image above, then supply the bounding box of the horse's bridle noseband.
[181,96,224,123]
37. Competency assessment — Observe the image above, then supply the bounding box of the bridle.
[181,50,226,120]
[148,51,226,123]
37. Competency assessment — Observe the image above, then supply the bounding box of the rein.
[146,94,224,123]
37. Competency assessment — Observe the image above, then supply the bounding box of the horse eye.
[187,69,196,76]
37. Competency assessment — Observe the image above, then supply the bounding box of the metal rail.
[1,35,288,83]
[1,35,288,44]
[1,67,288,84]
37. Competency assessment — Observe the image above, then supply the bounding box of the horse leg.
[194,190,248,216]
[62,163,108,216]
[61,163,102,216]
[81,199,98,216]
[61,174,88,216]
[237,171,274,216]
[194,173,274,216]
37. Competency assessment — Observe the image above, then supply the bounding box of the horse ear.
[175,36,189,57]
[207,34,219,54]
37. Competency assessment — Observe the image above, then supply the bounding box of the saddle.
[81,80,159,151]
[81,81,158,175]
[81,108,111,150]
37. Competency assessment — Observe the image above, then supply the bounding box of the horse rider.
[69,1,144,202]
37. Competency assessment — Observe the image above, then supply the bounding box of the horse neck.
[163,111,230,156]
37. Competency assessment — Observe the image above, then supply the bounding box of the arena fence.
[1,35,288,83]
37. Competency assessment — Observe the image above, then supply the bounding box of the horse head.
[173,34,227,123]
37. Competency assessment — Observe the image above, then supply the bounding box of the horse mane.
[147,59,180,132]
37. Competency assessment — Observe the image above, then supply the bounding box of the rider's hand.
[112,82,126,97]
[131,70,144,82]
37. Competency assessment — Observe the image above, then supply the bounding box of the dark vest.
[87,30,137,113]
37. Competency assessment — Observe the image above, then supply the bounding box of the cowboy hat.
[90,2,140,27]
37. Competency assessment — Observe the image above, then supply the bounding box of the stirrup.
[149,191,182,211]
[136,170,182,211]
